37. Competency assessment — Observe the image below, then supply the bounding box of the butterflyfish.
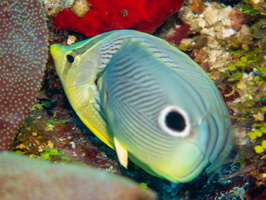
[50,30,232,183]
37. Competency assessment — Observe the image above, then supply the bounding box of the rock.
[0,152,156,200]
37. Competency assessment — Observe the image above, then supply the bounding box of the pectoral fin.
[114,137,128,168]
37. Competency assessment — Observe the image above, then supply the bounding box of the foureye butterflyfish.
[50,30,232,183]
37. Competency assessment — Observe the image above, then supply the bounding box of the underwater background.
[0,0,266,199]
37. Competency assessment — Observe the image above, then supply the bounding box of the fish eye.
[158,105,191,137]
[67,54,75,63]
[65,50,80,65]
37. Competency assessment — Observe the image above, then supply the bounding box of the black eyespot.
[165,111,186,132]
[67,55,75,63]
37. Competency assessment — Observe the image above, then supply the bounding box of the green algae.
[237,0,266,16]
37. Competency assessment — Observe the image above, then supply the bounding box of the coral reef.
[0,152,156,200]
[0,0,48,150]
[51,0,183,37]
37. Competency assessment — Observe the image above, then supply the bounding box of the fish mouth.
[50,44,63,61]
[50,44,67,76]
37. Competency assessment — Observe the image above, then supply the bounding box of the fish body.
[50,30,232,182]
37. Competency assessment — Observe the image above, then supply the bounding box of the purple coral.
[0,0,48,150]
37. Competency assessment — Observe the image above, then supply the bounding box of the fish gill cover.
[0,0,48,150]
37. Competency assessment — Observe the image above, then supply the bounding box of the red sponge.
[52,0,183,37]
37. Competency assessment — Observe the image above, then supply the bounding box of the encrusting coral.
[0,0,48,150]
[0,152,156,200]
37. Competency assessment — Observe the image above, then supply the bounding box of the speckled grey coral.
[0,0,48,150]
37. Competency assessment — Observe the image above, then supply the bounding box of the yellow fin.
[114,137,128,168]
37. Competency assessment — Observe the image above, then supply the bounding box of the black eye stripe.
[67,54,75,63]
[165,111,186,132]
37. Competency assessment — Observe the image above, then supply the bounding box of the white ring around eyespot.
[158,105,191,138]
